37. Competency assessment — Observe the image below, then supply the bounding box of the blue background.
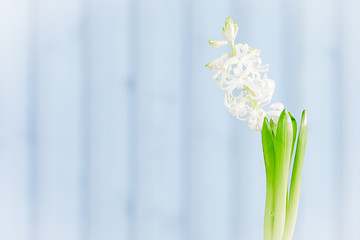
[0,0,359,239]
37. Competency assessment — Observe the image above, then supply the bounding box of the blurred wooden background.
[0,0,360,239]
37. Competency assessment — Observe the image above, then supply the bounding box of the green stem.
[283,111,308,240]
[231,42,236,56]
[273,110,293,240]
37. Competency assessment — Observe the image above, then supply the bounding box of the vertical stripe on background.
[80,0,90,239]
[341,0,360,238]
[135,0,183,239]
[36,0,82,239]
[329,0,343,240]
[127,0,139,238]
[299,0,341,239]
[280,0,304,114]
[28,0,39,239]
[0,0,32,239]
[87,0,130,239]
[180,0,193,239]
[191,1,231,240]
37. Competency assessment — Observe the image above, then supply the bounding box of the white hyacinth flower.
[206,17,285,131]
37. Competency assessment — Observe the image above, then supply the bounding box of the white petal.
[206,52,231,71]
[267,102,285,123]
[209,40,228,48]
[269,102,284,111]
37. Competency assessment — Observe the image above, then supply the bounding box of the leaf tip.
[262,117,270,131]
[279,109,292,125]
[301,110,308,127]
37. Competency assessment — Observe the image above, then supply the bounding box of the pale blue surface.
[0,0,359,239]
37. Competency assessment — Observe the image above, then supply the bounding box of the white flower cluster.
[206,17,284,131]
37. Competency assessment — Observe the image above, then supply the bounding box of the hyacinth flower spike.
[206,17,308,240]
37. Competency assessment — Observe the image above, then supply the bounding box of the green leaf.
[288,112,297,159]
[273,109,293,240]
[261,118,275,240]
[283,110,308,240]
[262,117,275,178]
[269,118,277,150]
